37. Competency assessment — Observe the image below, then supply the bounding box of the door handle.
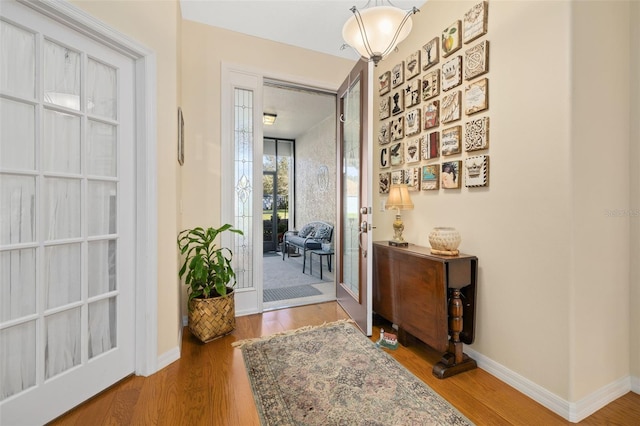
[358,220,368,258]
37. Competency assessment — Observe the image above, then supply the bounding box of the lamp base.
[388,240,409,247]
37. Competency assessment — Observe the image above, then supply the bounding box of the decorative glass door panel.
[342,79,361,297]
[336,59,372,335]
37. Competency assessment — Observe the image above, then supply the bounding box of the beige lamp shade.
[385,184,414,211]
[342,5,417,65]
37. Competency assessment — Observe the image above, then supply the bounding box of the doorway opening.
[261,81,337,310]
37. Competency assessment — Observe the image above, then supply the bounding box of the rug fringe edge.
[231,319,356,348]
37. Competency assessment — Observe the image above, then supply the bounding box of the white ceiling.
[179,0,423,61]
[263,84,336,139]
[179,0,423,139]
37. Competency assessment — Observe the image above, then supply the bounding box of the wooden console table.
[373,242,478,378]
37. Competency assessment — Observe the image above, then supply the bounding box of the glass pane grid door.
[1,17,125,408]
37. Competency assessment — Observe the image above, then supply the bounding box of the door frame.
[221,63,341,316]
[16,0,159,376]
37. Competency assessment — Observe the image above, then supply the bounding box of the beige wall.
[570,0,632,400]
[372,0,638,402]
[630,0,640,381]
[71,0,182,355]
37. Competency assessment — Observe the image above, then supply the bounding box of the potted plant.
[178,224,243,342]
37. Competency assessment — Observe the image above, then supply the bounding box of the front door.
[336,59,373,336]
[0,2,136,424]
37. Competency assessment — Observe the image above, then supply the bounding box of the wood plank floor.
[50,302,640,425]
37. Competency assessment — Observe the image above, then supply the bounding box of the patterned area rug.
[263,284,322,302]
[233,320,474,425]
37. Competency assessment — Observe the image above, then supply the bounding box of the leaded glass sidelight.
[233,88,254,290]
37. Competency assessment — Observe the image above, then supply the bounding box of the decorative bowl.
[428,227,461,251]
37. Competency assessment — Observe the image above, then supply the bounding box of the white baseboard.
[569,376,631,422]
[156,345,180,371]
[182,315,188,327]
[632,375,640,393]
[465,347,632,423]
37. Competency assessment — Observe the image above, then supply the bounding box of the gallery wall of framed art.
[377,0,490,195]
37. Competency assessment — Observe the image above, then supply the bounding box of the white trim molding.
[20,0,159,377]
[465,347,634,423]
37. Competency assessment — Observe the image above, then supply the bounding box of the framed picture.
[421,131,439,160]
[405,79,421,108]
[391,169,404,185]
[465,78,488,115]
[441,160,461,189]
[379,96,390,120]
[464,40,489,80]
[465,155,489,187]
[390,116,404,141]
[379,172,391,194]
[405,50,421,80]
[378,122,390,145]
[441,125,461,156]
[423,100,439,130]
[422,37,439,71]
[421,164,440,190]
[392,62,404,88]
[465,116,490,151]
[405,108,421,137]
[390,142,403,166]
[391,90,404,115]
[441,91,461,124]
[422,69,440,101]
[177,107,184,165]
[404,137,421,164]
[404,167,421,191]
[379,71,391,95]
[464,1,489,44]
[442,56,462,91]
[379,146,391,169]
[442,20,462,57]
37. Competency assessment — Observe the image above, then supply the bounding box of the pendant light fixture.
[342,1,419,66]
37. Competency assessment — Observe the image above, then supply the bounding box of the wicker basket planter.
[188,288,235,343]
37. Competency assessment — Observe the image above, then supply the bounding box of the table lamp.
[385,184,414,246]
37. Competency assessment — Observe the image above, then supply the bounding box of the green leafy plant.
[178,224,244,302]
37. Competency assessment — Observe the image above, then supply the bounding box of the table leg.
[432,289,477,378]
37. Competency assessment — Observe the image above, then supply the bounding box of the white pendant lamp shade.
[342,5,416,65]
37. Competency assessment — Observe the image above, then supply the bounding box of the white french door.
[0,1,136,424]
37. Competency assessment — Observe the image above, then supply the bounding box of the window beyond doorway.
[263,138,294,253]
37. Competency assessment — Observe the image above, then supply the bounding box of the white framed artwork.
[464,1,489,44]
[404,137,421,164]
[442,56,462,92]
[465,155,489,187]
[465,116,489,151]
[464,40,489,81]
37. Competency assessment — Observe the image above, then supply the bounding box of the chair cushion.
[287,235,322,250]
[298,224,316,238]
[313,225,332,241]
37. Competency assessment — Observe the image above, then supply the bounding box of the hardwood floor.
[50,302,640,425]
